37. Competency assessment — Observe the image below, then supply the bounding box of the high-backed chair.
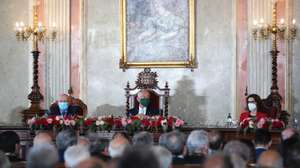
[244,88,289,124]
[49,95,87,116]
[125,68,170,117]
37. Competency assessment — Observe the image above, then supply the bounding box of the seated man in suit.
[48,94,82,116]
[127,89,160,116]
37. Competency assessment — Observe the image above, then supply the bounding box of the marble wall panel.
[0,0,30,125]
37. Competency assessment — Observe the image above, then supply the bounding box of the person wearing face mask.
[240,94,268,129]
[48,94,81,116]
[127,89,160,116]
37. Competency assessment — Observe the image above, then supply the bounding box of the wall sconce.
[252,17,297,40]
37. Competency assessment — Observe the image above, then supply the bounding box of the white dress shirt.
[138,106,147,115]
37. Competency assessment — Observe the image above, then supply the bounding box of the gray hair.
[160,131,185,155]
[151,146,172,168]
[64,145,90,168]
[56,129,77,150]
[228,153,247,168]
[26,144,59,168]
[78,136,90,147]
[0,151,11,168]
[33,131,53,146]
[186,130,209,155]
[223,140,251,162]
[132,131,153,146]
[108,138,129,158]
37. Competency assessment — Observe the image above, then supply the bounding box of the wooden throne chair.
[245,88,289,124]
[125,68,170,117]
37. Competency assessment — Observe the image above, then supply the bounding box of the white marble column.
[44,0,70,107]
[247,0,273,98]
[285,0,294,115]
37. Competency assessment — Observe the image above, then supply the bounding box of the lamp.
[252,8,296,40]
[15,3,57,123]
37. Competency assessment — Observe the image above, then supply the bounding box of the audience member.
[78,136,90,147]
[223,140,251,163]
[281,127,297,141]
[254,129,272,161]
[285,142,300,168]
[159,131,186,164]
[75,157,105,168]
[26,144,58,168]
[108,134,130,158]
[185,130,209,164]
[116,146,159,168]
[33,131,53,146]
[257,150,283,168]
[0,131,21,161]
[203,153,233,168]
[208,130,224,155]
[56,128,78,162]
[132,131,153,146]
[278,129,300,166]
[89,138,111,161]
[112,132,131,143]
[151,146,172,168]
[64,145,91,168]
[239,139,256,163]
[106,157,120,168]
[0,151,11,168]
[228,154,247,168]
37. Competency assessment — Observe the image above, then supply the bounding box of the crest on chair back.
[136,68,158,89]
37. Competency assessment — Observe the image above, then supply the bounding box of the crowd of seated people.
[1,127,300,168]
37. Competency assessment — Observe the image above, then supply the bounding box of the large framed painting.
[119,0,196,69]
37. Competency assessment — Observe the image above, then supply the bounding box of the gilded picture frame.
[119,0,196,69]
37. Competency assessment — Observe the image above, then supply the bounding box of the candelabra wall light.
[15,4,57,123]
[252,15,297,40]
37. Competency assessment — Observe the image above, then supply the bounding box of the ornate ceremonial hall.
[0,0,300,168]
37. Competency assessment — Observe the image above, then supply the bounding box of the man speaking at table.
[127,90,160,116]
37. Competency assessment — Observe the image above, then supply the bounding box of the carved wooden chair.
[261,92,282,119]
[125,68,170,117]
[245,88,288,123]
[49,95,87,116]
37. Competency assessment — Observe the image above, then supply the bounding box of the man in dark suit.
[48,94,81,116]
[127,90,160,116]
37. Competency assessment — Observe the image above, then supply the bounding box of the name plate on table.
[87,131,118,141]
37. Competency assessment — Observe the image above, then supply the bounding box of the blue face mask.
[58,102,69,111]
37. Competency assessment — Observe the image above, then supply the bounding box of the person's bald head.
[257,150,283,168]
[58,94,69,102]
[137,90,150,100]
[203,153,233,168]
[281,128,296,141]
[33,132,53,146]
[75,157,105,168]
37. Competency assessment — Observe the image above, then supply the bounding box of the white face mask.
[248,103,257,112]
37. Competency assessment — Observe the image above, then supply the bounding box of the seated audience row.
[1,127,300,168]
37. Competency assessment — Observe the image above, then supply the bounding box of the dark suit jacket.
[127,106,160,116]
[184,155,206,165]
[48,104,81,116]
[172,156,186,165]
